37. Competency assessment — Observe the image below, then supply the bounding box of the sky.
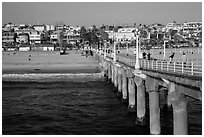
[2,2,202,27]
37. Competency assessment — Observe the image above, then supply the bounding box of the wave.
[2,73,104,82]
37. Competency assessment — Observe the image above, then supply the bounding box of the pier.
[94,45,202,135]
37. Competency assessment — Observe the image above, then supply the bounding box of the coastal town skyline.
[2,2,202,27]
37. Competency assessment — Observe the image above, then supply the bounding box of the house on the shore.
[42,44,55,51]
[19,44,31,51]
[6,45,17,51]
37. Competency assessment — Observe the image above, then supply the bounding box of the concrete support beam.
[117,67,123,97]
[114,65,118,88]
[146,76,161,134]
[126,69,136,112]
[111,64,115,84]
[108,63,112,81]
[121,68,128,103]
[149,91,161,135]
[167,82,188,135]
[134,76,146,125]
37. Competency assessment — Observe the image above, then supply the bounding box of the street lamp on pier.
[104,40,107,59]
[113,31,117,62]
[163,35,168,60]
[134,31,140,71]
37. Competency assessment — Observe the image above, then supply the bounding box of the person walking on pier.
[142,52,146,59]
[147,53,151,60]
[169,52,175,63]
[181,52,187,66]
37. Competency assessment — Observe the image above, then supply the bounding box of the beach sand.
[2,50,101,74]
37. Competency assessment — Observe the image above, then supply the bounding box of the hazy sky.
[2,2,202,27]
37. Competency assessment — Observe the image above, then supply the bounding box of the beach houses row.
[3,44,55,52]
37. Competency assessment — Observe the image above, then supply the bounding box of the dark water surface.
[2,73,202,135]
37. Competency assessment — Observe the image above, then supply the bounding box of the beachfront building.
[19,44,31,51]
[116,28,136,43]
[46,25,55,31]
[33,25,46,32]
[16,33,29,44]
[166,22,182,31]
[105,30,115,40]
[183,22,202,33]
[56,24,66,31]
[2,31,15,45]
[29,30,43,44]
[50,31,60,44]
[42,44,55,51]
[66,31,81,45]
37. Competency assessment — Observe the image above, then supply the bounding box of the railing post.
[161,61,163,70]
[167,61,169,71]
[174,62,176,72]
[156,61,158,70]
[144,60,146,68]
[181,62,184,73]
[191,62,194,75]
[152,60,154,69]
[148,61,150,69]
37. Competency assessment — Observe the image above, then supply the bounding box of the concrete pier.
[168,82,188,135]
[95,50,201,135]
[108,63,112,81]
[149,91,161,135]
[114,65,118,88]
[111,64,115,84]
[117,65,123,97]
[126,69,136,112]
[145,76,161,134]
[121,68,128,103]
[172,94,188,135]
[134,76,146,125]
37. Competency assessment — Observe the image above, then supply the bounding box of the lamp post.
[163,35,168,60]
[104,40,107,59]
[134,32,140,71]
[113,30,117,62]
[126,41,128,56]
[113,38,117,62]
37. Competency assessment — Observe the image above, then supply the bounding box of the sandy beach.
[2,50,101,74]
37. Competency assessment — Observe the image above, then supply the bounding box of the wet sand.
[2,50,101,74]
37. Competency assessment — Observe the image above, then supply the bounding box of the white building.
[42,44,55,51]
[46,25,55,31]
[19,44,30,51]
[29,30,42,44]
[50,31,60,44]
[183,22,202,33]
[16,33,29,44]
[116,28,136,43]
[166,23,182,31]
[33,25,45,32]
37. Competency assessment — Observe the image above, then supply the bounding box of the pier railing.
[99,51,202,77]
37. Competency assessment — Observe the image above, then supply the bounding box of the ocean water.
[2,73,202,135]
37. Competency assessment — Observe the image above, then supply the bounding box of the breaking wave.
[2,73,104,82]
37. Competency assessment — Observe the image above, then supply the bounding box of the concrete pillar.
[117,69,122,97]
[108,63,112,81]
[172,95,187,135]
[134,76,146,125]
[126,69,136,112]
[121,68,128,103]
[114,65,118,88]
[111,64,115,84]
[149,91,161,135]
[145,76,161,135]
[168,82,188,135]
[102,60,108,79]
